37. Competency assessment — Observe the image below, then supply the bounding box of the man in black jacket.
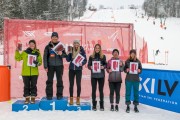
[43,32,67,100]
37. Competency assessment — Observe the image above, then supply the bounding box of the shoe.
[115,105,119,112]
[134,106,139,113]
[76,97,80,105]
[24,97,30,104]
[126,105,130,113]
[92,101,97,111]
[47,97,52,100]
[110,105,114,111]
[57,96,63,100]
[31,96,35,104]
[69,97,73,105]
[99,101,104,111]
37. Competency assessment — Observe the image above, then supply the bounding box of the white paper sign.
[129,62,138,74]
[111,60,120,71]
[52,42,65,55]
[92,61,101,73]
[27,54,37,67]
[72,53,85,67]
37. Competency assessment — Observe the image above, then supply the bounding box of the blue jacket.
[66,46,87,70]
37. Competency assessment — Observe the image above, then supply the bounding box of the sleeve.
[66,53,72,62]
[15,50,23,61]
[87,56,92,70]
[106,60,111,73]
[43,46,48,69]
[120,61,124,72]
[102,55,107,69]
[37,52,42,66]
[81,48,87,66]
[60,49,67,58]
[124,60,129,73]
[138,60,143,74]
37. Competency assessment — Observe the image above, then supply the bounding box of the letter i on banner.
[129,62,138,74]
[92,61,101,73]
[111,60,120,71]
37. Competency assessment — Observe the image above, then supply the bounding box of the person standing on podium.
[43,32,67,100]
[15,40,42,104]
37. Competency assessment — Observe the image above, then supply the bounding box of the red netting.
[3,19,147,98]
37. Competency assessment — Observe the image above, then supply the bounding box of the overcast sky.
[88,0,145,8]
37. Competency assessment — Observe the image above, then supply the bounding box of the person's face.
[130,53,136,58]
[29,42,36,50]
[95,45,100,53]
[51,36,58,43]
[113,51,119,58]
[73,42,80,49]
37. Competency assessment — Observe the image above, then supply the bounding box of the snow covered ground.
[0,97,180,120]
[76,8,180,69]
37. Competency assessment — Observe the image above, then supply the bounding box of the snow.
[76,8,180,70]
[0,97,180,120]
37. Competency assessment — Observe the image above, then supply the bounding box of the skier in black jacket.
[43,32,67,100]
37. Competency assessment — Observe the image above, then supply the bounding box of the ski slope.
[76,9,180,70]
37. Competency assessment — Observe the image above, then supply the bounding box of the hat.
[29,39,36,44]
[130,49,136,55]
[73,40,80,44]
[112,49,119,55]
[51,32,59,38]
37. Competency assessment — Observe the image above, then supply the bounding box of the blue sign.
[139,68,180,113]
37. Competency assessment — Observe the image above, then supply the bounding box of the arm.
[15,50,23,61]
[138,60,143,74]
[60,49,67,58]
[124,60,129,73]
[66,53,72,62]
[120,61,124,72]
[81,48,87,66]
[106,60,111,73]
[43,46,48,69]
[102,55,107,69]
[37,52,42,66]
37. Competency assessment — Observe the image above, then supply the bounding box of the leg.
[133,81,140,105]
[75,70,82,97]
[55,66,64,97]
[22,76,31,97]
[115,82,121,104]
[46,66,55,98]
[125,81,133,105]
[69,70,75,97]
[30,75,38,97]
[91,78,98,102]
[98,78,105,102]
[109,82,115,104]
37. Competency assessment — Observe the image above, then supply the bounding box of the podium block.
[39,97,68,111]
[67,102,91,111]
[12,100,40,112]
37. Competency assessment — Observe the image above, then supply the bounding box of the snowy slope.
[76,9,180,69]
[0,97,180,120]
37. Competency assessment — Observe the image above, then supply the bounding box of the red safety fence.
[3,18,147,98]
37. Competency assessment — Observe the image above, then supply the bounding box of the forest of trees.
[0,0,88,28]
[143,0,180,18]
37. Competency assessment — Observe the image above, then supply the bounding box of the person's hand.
[119,62,123,66]
[126,68,130,72]
[109,69,112,73]
[58,51,62,55]
[79,63,82,66]
[138,69,141,73]
[101,66,104,69]
[45,68,48,72]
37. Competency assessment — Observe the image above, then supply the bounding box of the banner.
[139,68,180,113]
